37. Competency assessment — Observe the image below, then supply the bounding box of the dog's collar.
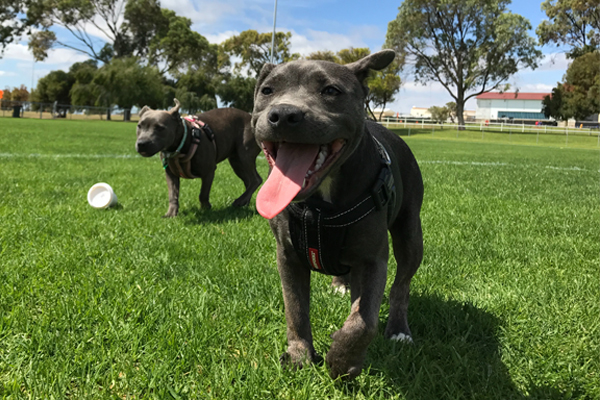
[161,117,189,169]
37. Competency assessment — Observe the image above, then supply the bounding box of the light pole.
[270,0,278,63]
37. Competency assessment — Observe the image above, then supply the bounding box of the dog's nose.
[136,140,152,153]
[267,104,304,128]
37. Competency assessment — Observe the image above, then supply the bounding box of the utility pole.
[270,0,278,63]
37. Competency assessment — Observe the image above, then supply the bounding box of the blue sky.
[0,0,569,113]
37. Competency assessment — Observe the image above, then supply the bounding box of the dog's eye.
[261,87,273,95]
[322,86,341,96]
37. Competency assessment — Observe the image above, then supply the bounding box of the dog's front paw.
[232,197,249,207]
[163,210,178,218]
[325,346,364,380]
[389,332,414,344]
[279,351,322,370]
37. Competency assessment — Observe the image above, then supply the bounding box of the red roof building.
[475,92,550,101]
[475,92,550,120]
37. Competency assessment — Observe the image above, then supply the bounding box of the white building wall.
[476,99,545,119]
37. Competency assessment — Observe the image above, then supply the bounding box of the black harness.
[287,136,397,276]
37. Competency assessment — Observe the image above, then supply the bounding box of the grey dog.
[135,99,262,217]
[251,50,424,380]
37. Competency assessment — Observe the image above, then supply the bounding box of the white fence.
[378,120,600,147]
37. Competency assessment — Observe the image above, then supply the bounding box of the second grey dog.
[136,100,262,217]
[251,50,424,380]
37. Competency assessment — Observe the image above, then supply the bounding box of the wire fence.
[379,120,600,148]
[0,100,140,121]
[3,100,599,148]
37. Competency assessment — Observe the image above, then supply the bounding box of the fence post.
[501,122,503,132]
[480,122,483,131]
[536,130,539,144]
[522,122,524,133]
[404,119,406,128]
[40,107,42,119]
[566,129,569,146]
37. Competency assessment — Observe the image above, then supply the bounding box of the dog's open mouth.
[256,139,346,219]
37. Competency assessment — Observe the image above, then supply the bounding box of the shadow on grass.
[179,205,258,225]
[342,294,526,399]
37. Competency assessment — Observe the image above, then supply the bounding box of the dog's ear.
[169,98,181,115]
[139,105,150,118]
[254,63,276,100]
[346,50,396,83]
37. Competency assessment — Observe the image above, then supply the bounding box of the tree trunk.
[123,109,131,122]
[106,108,111,121]
[456,99,465,130]
[378,101,387,122]
[365,101,376,121]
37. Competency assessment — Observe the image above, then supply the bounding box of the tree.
[536,0,600,58]
[27,0,130,62]
[222,30,299,77]
[542,84,571,120]
[337,47,371,64]
[216,75,256,112]
[70,60,100,107]
[366,58,402,121]
[3,84,29,101]
[26,0,214,74]
[543,51,600,121]
[306,50,340,63]
[0,0,42,56]
[386,0,542,129]
[445,101,457,122]
[92,57,164,120]
[146,9,218,75]
[32,70,74,104]
[562,51,599,119]
[428,105,450,124]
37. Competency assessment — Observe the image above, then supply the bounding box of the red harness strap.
[165,117,215,180]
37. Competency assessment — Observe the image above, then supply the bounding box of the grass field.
[0,118,598,399]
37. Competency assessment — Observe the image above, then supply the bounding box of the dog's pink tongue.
[257,143,320,219]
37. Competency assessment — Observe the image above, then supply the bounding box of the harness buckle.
[372,166,394,210]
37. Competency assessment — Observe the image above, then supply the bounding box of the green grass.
[0,118,598,399]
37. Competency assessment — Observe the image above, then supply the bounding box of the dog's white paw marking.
[390,333,413,344]
[332,286,349,296]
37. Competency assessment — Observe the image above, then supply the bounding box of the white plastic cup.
[87,183,118,209]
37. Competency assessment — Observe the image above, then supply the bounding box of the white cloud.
[537,52,570,72]
[517,83,554,92]
[3,43,33,61]
[288,29,367,56]
[3,43,88,65]
[204,30,240,44]
[0,71,17,77]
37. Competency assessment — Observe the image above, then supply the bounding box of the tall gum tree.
[385,0,542,128]
[536,0,600,58]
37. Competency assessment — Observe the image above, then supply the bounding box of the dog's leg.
[277,245,321,368]
[326,245,388,380]
[385,214,423,343]
[228,156,262,207]
[199,170,214,209]
[164,168,180,218]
